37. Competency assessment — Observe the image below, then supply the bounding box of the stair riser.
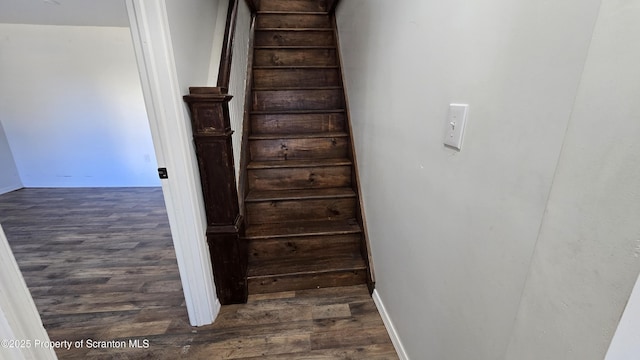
[248,234,361,261]
[253,68,341,89]
[250,137,348,161]
[257,14,331,29]
[251,112,345,134]
[248,165,351,191]
[254,49,337,67]
[258,0,328,12]
[255,30,334,46]
[253,89,344,112]
[246,198,356,224]
[248,269,367,294]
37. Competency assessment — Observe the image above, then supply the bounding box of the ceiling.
[0,0,129,27]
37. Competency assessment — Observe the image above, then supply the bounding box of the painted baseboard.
[0,185,22,196]
[372,289,410,360]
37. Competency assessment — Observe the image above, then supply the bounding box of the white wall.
[336,0,640,359]
[0,121,21,194]
[0,24,159,187]
[166,0,220,91]
[506,0,640,358]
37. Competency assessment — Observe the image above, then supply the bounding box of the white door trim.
[0,225,57,360]
[125,0,220,326]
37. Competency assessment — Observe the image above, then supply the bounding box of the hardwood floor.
[0,188,397,359]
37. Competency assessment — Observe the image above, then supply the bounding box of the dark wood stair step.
[256,13,331,29]
[247,159,352,191]
[254,46,335,49]
[246,187,356,202]
[249,256,365,276]
[255,29,334,47]
[251,108,344,115]
[257,11,329,15]
[252,88,344,112]
[246,219,363,261]
[254,48,337,67]
[249,134,348,161]
[248,233,362,262]
[247,256,367,294]
[258,0,329,12]
[247,158,352,169]
[253,65,338,70]
[245,188,357,224]
[245,219,361,239]
[257,28,333,32]
[251,111,345,134]
[252,86,342,91]
[249,132,347,140]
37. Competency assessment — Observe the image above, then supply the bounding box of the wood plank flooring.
[0,188,397,359]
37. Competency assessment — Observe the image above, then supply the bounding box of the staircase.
[243,0,371,294]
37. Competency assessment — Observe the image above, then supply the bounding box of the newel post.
[183,88,247,305]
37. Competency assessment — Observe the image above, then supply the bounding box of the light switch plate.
[444,104,468,150]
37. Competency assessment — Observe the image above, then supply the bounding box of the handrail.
[216,0,239,92]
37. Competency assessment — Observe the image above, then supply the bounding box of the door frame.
[125,0,220,326]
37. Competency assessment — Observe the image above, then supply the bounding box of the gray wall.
[336,0,640,358]
[505,0,640,358]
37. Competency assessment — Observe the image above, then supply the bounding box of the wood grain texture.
[251,111,345,134]
[246,197,356,224]
[0,188,396,359]
[254,48,337,66]
[243,1,372,295]
[253,88,344,111]
[253,67,342,90]
[184,90,247,304]
[249,135,349,161]
[248,233,361,261]
[248,162,352,190]
[255,30,334,46]
[256,14,331,29]
[258,0,328,12]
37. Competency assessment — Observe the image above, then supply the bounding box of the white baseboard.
[0,185,22,196]
[372,289,410,360]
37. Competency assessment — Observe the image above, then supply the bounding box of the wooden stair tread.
[256,28,333,31]
[247,256,366,277]
[246,187,355,202]
[251,109,344,115]
[253,66,339,70]
[244,1,372,294]
[253,86,342,91]
[247,158,351,170]
[254,46,336,49]
[257,11,329,15]
[245,219,361,239]
[258,0,329,13]
[249,132,347,140]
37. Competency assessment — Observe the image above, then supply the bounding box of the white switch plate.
[444,103,468,150]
